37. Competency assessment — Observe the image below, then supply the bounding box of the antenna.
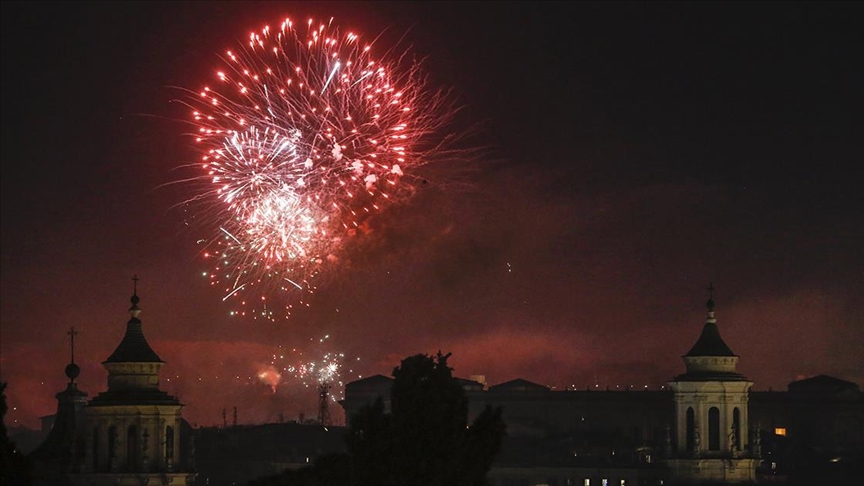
[317,382,332,426]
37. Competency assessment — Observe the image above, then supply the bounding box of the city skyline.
[2,1,862,430]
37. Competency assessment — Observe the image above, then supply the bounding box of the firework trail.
[180,16,454,319]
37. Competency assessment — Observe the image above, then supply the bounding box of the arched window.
[686,407,695,451]
[108,425,117,468]
[127,425,139,470]
[708,407,720,451]
[732,407,741,450]
[92,427,100,471]
[165,425,175,461]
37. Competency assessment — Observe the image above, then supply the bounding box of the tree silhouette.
[251,352,506,486]
[348,351,506,486]
[1,382,32,486]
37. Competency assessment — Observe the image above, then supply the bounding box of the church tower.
[29,328,89,484]
[72,278,195,485]
[666,285,759,484]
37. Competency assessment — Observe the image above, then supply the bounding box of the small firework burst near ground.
[260,334,361,402]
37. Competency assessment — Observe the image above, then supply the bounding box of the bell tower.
[665,285,759,484]
[71,277,195,485]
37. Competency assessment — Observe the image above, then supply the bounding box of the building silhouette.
[28,279,195,485]
[665,291,759,483]
[340,294,863,485]
[28,329,89,485]
[193,422,347,485]
[23,285,862,485]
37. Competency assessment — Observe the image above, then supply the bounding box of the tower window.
[108,426,117,468]
[686,407,695,451]
[732,408,741,450]
[165,425,175,461]
[708,407,720,451]
[127,425,139,470]
[92,427,100,471]
[774,427,787,437]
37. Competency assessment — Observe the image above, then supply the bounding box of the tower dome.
[666,285,758,483]
[78,277,192,482]
[677,287,746,381]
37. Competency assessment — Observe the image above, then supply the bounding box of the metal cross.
[67,326,78,364]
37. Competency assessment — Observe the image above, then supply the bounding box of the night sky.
[2,1,862,429]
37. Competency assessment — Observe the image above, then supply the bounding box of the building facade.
[341,296,863,486]
[72,288,194,485]
[28,283,196,486]
[665,295,759,484]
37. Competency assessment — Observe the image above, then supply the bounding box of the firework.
[257,365,282,393]
[181,16,453,318]
[260,334,361,401]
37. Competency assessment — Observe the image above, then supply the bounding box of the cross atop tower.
[65,326,81,383]
[706,283,716,315]
[67,326,78,364]
[132,274,139,295]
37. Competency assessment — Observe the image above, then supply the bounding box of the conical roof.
[104,290,162,363]
[684,295,736,357]
[675,290,747,382]
[684,322,736,357]
[90,280,180,406]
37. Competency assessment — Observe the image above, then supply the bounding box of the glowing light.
[257,365,282,393]
[179,15,453,319]
[265,334,360,402]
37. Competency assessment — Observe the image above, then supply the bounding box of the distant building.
[26,285,862,486]
[28,281,196,485]
[193,422,348,485]
[750,374,863,482]
[341,295,864,485]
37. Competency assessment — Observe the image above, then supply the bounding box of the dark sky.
[2,1,862,429]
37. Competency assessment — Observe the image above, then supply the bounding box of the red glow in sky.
[2,2,862,430]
